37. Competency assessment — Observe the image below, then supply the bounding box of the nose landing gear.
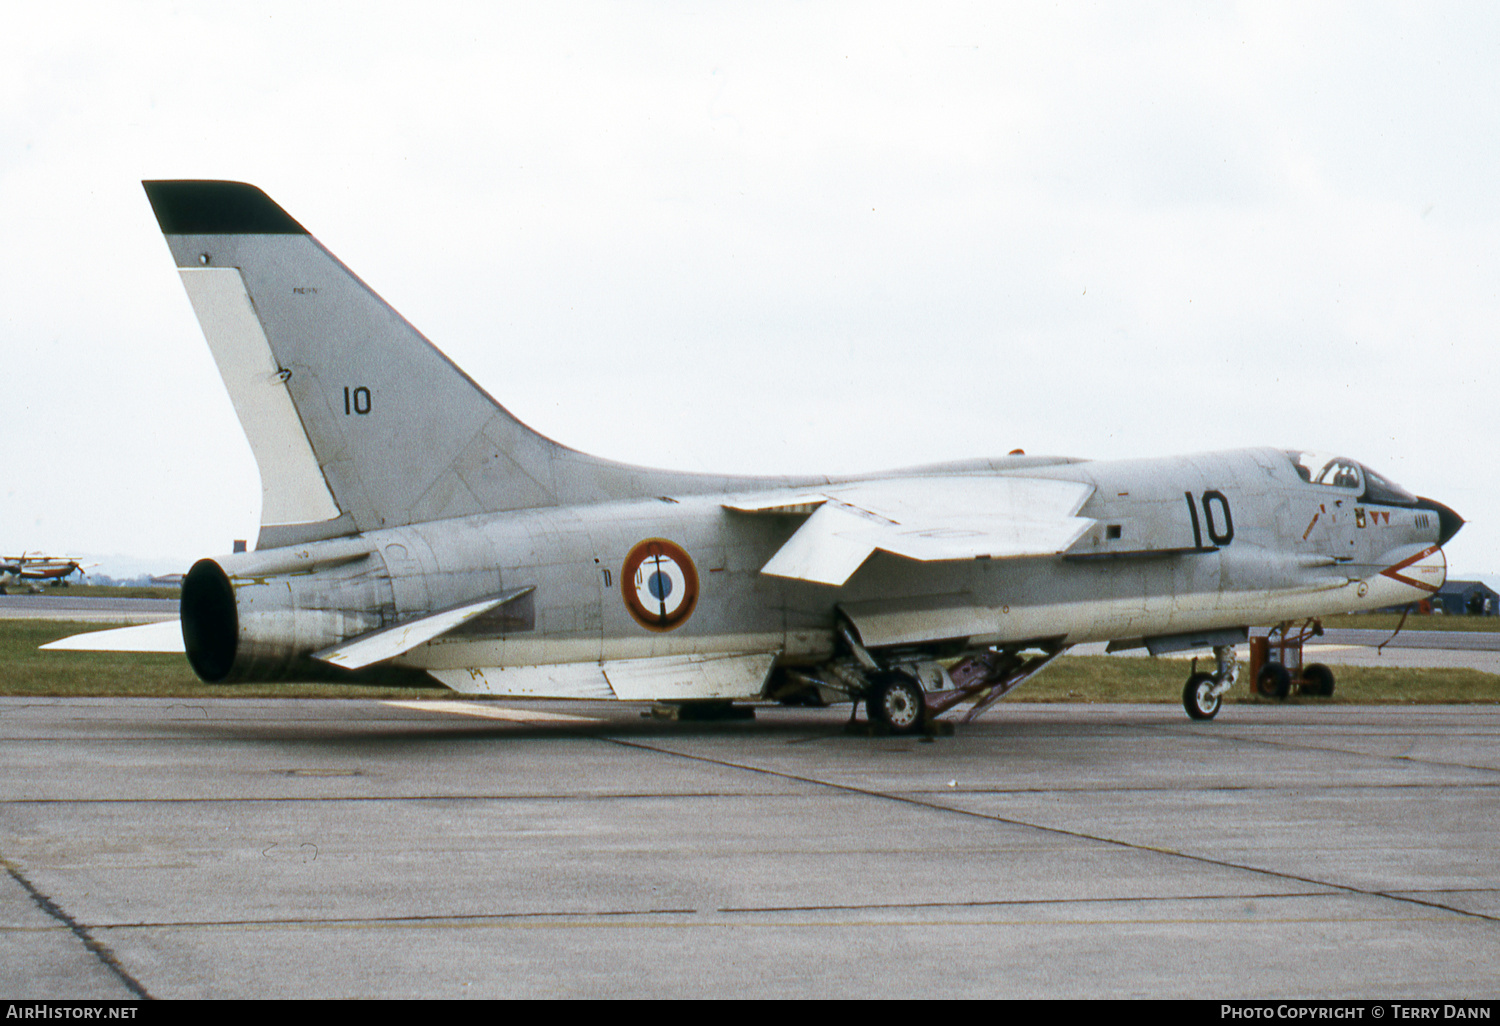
[1183,644,1239,721]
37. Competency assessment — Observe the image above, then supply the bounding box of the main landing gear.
[865,671,927,735]
[1182,644,1238,721]
[777,620,1072,736]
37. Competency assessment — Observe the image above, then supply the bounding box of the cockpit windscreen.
[1284,451,1418,506]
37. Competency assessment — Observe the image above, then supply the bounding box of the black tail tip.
[142,180,307,236]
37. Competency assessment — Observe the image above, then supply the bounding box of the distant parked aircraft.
[1,555,89,593]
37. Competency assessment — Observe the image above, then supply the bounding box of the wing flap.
[759,503,882,586]
[430,663,615,700]
[430,652,777,701]
[602,652,777,701]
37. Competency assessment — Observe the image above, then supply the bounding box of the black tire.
[1300,663,1335,697]
[867,672,927,735]
[1183,672,1220,720]
[1256,661,1292,699]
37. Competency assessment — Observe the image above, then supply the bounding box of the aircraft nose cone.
[1416,497,1464,547]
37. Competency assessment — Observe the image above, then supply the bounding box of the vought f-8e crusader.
[50,181,1463,733]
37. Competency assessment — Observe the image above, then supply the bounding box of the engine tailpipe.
[181,559,237,682]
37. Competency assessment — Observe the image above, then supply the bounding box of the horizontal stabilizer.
[42,620,185,653]
[313,589,534,670]
[730,476,1096,586]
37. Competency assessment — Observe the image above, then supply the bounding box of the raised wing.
[727,476,1096,586]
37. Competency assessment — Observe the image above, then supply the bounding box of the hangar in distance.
[49,181,1464,733]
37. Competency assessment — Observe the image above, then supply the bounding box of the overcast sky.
[4,2,1498,577]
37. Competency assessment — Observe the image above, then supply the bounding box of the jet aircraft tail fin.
[143,180,653,549]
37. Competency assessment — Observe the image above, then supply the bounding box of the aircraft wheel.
[1183,672,1220,720]
[1301,663,1335,697]
[867,672,927,735]
[1256,661,1292,699]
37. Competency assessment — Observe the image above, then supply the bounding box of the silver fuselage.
[205,446,1446,685]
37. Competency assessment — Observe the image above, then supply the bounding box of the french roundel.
[621,539,699,632]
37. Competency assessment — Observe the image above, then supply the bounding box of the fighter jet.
[47,181,1464,732]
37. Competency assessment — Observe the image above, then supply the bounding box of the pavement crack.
[717,889,1333,914]
[1169,728,1500,777]
[1,854,152,999]
[92,908,698,930]
[600,735,1500,926]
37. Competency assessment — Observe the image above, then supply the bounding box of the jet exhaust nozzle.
[178,553,428,686]
[181,559,238,682]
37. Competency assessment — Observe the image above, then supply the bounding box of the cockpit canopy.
[1284,450,1418,507]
